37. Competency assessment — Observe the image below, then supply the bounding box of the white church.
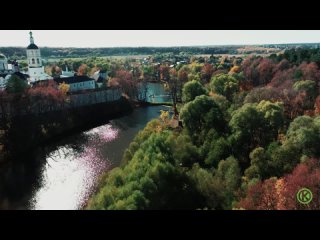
[26,31,52,82]
[1,31,105,92]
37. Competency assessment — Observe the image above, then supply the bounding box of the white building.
[26,31,52,82]
[54,76,96,92]
[91,69,108,88]
[61,66,75,78]
[0,74,11,89]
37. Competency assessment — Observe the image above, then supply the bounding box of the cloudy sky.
[0,30,319,48]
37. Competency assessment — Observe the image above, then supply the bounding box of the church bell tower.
[27,31,42,68]
[26,31,51,82]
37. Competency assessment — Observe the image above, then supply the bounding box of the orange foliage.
[77,64,88,76]
[237,159,320,210]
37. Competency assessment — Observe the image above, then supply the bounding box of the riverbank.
[1,105,169,209]
[133,101,173,107]
[2,96,133,163]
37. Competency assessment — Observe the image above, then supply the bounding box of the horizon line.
[1,42,320,49]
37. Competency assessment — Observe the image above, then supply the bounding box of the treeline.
[87,52,320,210]
[271,48,320,66]
[1,46,241,59]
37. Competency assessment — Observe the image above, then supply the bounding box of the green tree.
[229,101,285,163]
[171,133,200,167]
[182,80,207,103]
[187,163,224,209]
[245,147,269,180]
[229,103,264,162]
[204,137,231,167]
[210,73,239,101]
[215,156,241,209]
[269,140,301,176]
[286,115,320,157]
[6,75,28,94]
[256,100,284,137]
[180,95,225,144]
[88,131,199,210]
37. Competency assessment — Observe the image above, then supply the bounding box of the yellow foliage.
[230,65,240,73]
[59,82,70,95]
[160,110,169,124]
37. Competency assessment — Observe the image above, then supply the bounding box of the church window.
[37,59,40,64]
[32,58,35,64]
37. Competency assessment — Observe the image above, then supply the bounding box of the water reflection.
[28,105,169,210]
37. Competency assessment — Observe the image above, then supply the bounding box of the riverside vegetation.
[87,50,320,210]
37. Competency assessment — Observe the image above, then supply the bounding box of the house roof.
[54,75,95,84]
[27,43,39,50]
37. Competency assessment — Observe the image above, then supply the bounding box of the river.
[0,82,171,210]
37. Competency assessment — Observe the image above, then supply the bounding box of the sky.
[0,30,320,48]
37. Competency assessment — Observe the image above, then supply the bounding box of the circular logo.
[297,188,313,204]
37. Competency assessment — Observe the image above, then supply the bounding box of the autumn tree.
[296,62,320,82]
[177,67,189,83]
[77,64,88,76]
[159,65,170,81]
[279,158,320,210]
[27,80,65,113]
[229,65,240,74]
[200,63,214,83]
[238,159,320,210]
[236,177,279,210]
[58,82,70,95]
[256,58,275,85]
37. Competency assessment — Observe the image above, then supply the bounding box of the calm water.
[146,82,171,103]
[27,105,170,210]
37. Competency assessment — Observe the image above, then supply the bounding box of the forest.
[84,49,320,210]
[2,46,320,210]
